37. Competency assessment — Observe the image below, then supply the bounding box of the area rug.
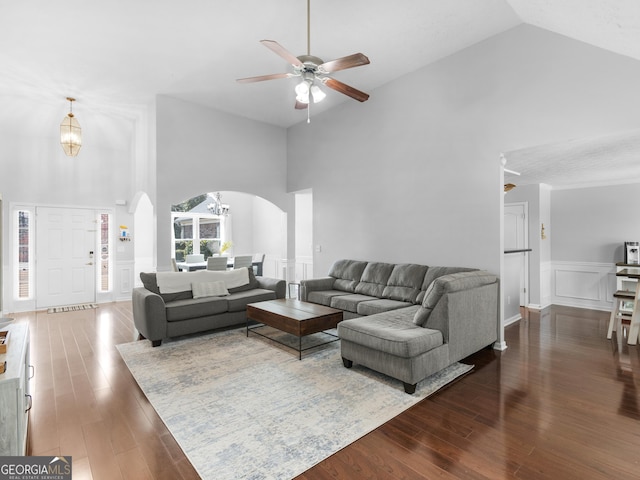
[117,327,473,480]
[47,303,98,314]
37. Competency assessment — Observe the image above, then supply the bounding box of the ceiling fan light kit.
[236,0,370,122]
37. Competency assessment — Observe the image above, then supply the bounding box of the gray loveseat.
[133,267,285,346]
[300,259,498,393]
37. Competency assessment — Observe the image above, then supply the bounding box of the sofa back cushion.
[355,262,394,297]
[157,268,250,293]
[328,259,368,293]
[413,270,498,326]
[416,266,477,304]
[140,272,193,303]
[226,267,260,293]
[140,268,259,303]
[382,263,429,303]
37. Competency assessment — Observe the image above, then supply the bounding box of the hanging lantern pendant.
[60,97,82,156]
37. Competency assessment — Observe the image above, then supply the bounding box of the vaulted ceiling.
[2,1,640,187]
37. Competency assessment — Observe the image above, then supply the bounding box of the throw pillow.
[192,281,229,299]
[140,272,160,294]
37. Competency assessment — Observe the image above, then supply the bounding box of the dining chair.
[207,256,229,271]
[233,255,253,269]
[252,253,265,276]
[170,258,180,272]
[185,254,205,263]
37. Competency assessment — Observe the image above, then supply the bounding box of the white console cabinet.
[0,322,32,456]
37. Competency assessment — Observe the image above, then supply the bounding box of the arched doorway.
[170,191,287,278]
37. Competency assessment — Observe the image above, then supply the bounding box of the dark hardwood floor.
[11,303,640,479]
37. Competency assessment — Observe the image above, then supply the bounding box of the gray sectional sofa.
[132,267,286,346]
[300,259,498,393]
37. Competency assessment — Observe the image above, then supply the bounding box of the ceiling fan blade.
[295,100,308,110]
[318,53,370,74]
[236,73,293,83]
[260,40,304,67]
[322,77,370,102]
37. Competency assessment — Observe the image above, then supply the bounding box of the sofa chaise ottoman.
[300,260,498,393]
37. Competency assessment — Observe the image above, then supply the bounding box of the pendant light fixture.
[60,97,82,156]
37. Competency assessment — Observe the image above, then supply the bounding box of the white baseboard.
[548,299,613,312]
[504,313,521,327]
[526,302,553,311]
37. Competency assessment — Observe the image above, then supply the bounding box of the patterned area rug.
[47,303,98,314]
[117,327,473,480]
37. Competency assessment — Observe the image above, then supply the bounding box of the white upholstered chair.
[207,256,229,271]
[233,255,253,269]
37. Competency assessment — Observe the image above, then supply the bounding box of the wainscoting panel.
[294,256,313,283]
[115,260,135,302]
[262,256,281,280]
[550,261,615,311]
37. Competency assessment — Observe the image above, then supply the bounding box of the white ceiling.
[2,0,640,187]
[504,128,640,189]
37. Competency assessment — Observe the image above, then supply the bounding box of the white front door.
[36,207,97,308]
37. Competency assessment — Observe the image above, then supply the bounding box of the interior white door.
[36,207,96,308]
[504,203,528,306]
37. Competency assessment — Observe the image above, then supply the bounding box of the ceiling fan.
[236,0,370,113]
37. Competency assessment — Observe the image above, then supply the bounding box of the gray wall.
[287,24,640,277]
[155,96,288,271]
[551,183,640,263]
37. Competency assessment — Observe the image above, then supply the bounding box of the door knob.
[86,262,94,266]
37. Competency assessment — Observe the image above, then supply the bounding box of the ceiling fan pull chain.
[307,0,311,56]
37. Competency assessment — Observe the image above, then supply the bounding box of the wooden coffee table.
[246,299,343,359]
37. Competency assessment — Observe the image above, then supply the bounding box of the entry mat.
[47,303,98,314]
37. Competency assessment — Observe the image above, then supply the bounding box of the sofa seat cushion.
[307,290,350,307]
[331,294,379,313]
[166,296,228,322]
[356,298,413,316]
[227,289,277,312]
[338,307,442,358]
